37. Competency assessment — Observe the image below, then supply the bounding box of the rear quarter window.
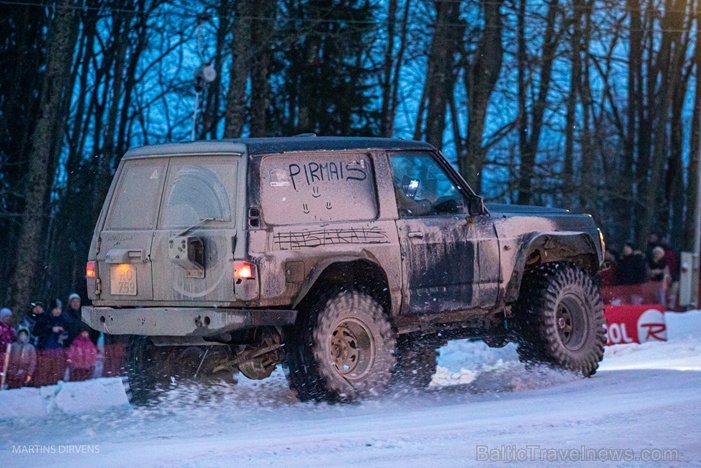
[260,153,377,225]
[160,157,238,229]
[105,160,166,230]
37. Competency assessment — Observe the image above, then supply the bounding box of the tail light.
[86,261,97,279]
[234,261,255,280]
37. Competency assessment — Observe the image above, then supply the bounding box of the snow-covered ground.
[2,311,701,467]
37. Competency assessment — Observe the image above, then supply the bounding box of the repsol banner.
[603,305,667,346]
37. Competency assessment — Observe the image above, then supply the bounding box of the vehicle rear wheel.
[125,336,172,405]
[284,289,396,402]
[513,262,606,376]
[126,337,237,405]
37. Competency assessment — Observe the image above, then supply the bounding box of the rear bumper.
[82,306,297,337]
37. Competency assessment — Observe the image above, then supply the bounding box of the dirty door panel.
[390,152,499,314]
[98,159,166,301]
[150,156,239,303]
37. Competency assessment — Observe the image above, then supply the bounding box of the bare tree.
[7,0,80,315]
[459,0,505,193]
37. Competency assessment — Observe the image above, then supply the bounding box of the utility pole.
[192,12,216,141]
[693,114,701,308]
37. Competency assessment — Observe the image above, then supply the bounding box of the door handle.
[106,249,145,264]
[407,231,424,239]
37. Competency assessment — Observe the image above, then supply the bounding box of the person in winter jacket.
[0,308,15,386]
[35,300,69,386]
[615,242,648,285]
[67,325,97,382]
[0,308,15,351]
[21,301,45,347]
[6,326,37,389]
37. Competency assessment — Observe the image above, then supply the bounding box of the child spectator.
[67,325,97,382]
[6,326,37,389]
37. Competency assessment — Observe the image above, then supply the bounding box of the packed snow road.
[2,311,700,467]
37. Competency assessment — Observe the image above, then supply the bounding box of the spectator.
[64,293,81,345]
[21,301,45,347]
[615,242,648,285]
[646,231,661,261]
[67,324,98,381]
[0,308,15,352]
[64,292,99,345]
[600,248,618,287]
[0,308,15,384]
[6,326,37,389]
[647,246,670,282]
[660,236,680,309]
[660,236,680,282]
[35,299,70,386]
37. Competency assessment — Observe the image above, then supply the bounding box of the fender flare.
[291,250,390,310]
[505,231,601,303]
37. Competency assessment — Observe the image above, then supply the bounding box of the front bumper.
[82,306,297,337]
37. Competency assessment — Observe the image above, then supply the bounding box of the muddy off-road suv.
[82,136,606,403]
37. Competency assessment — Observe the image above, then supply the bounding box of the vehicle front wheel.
[513,262,606,376]
[284,289,396,402]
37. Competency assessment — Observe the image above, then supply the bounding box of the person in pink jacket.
[66,326,97,382]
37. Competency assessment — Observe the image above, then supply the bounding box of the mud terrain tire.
[284,289,396,402]
[392,335,438,390]
[513,262,606,376]
[126,337,237,405]
[126,336,172,405]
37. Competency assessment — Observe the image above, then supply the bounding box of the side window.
[161,158,237,228]
[260,153,378,225]
[389,153,465,218]
[105,160,166,230]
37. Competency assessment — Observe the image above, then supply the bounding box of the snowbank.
[0,378,129,420]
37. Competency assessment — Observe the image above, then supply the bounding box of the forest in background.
[0,0,699,314]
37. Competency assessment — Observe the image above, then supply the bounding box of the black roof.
[124,136,436,159]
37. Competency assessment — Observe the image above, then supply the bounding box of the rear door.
[98,158,166,302]
[150,155,240,303]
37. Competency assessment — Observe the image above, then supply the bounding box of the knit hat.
[50,298,62,310]
[0,308,12,318]
[31,301,44,308]
[17,325,30,336]
[68,293,81,302]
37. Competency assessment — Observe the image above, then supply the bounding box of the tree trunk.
[684,6,701,251]
[249,0,276,137]
[422,0,462,149]
[6,0,80,316]
[224,0,253,138]
[460,0,504,193]
[517,0,560,205]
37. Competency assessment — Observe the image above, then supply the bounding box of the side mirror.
[468,196,489,217]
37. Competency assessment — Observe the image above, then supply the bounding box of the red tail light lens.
[86,261,96,279]
[234,261,254,279]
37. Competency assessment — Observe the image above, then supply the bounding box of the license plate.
[111,264,137,295]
